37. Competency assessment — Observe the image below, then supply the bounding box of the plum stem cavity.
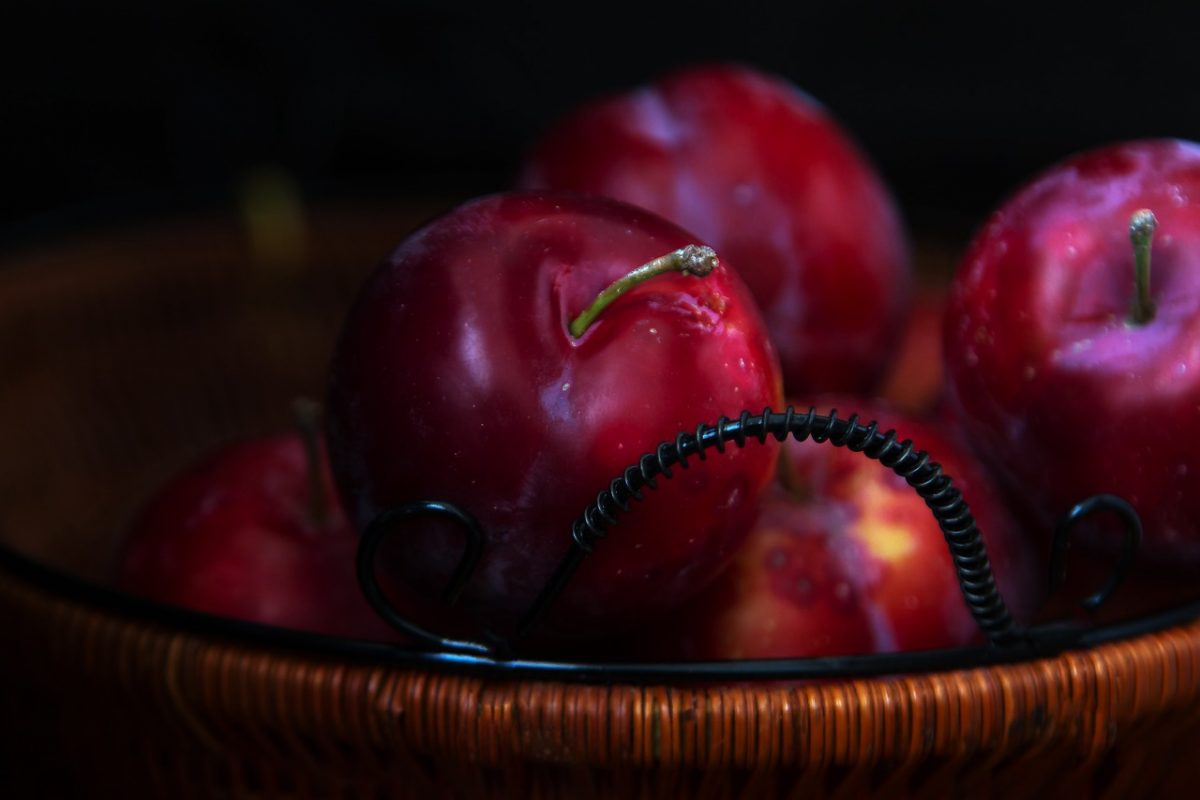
[569,244,719,338]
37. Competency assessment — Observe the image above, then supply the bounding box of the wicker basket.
[2,204,1199,798]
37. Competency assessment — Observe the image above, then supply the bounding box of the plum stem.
[1129,209,1158,326]
[293,397,328,525]
[568,244,719,338]
[775,446,812,503]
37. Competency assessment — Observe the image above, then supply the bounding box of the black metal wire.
[1049,494,1142,611]
[355,501,492,655]
[516,406,1020,647]
[351,405,1157,672]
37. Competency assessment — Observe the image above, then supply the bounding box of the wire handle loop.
[1049,493,1143,612]
[356,500,493,655]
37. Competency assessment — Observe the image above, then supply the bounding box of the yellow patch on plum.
[854,478,917,564]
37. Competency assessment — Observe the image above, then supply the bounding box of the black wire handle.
[517,406,1018,644]
[357,405,1145,659]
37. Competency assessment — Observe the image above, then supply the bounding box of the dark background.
[3,2,1200,247]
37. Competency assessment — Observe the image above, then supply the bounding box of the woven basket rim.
[7,534,1200,687]
[9,532,1200,777]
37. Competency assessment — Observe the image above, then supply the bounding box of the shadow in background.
[2,2,1198,246]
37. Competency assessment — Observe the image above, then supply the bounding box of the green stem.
[569,245,719,338]
[292,397,328,525]
[1129,209,1158,326]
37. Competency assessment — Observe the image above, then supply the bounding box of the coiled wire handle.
[359,405,1143,657]
[518,406,1018,644]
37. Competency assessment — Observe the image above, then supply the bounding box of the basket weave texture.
[2,208,1200,798]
